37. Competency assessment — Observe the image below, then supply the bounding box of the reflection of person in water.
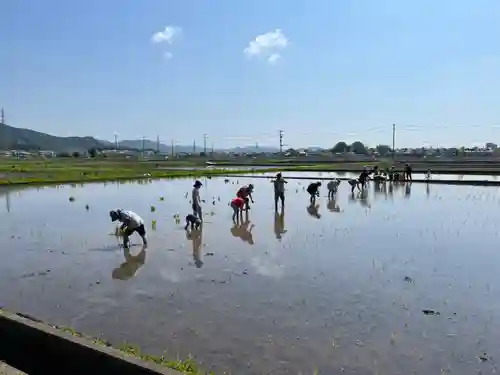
[327,198,340,212]
[349,191,371,208]
[230,213,255,245]
[186,228,203,268]
[273,207,287,240]
[404,182,412,198]
[307,204,321,219]
[112,244,147,280]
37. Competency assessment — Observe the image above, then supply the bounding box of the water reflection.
[273,208,287,240]
[230,213,255,245]
[4,175,500,375]
[404,182,412,198]
[306,204,321,219]
[111,244,147,280]
[327,198,340,212]
[186,228,203,268]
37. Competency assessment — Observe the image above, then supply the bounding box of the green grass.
[57,326,210,374]
[0,159,289,186]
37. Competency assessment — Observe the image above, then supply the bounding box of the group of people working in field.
[108,164,422,248]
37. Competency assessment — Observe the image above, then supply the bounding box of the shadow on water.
[2,173,500,374]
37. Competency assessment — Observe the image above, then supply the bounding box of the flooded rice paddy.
[2,173,500,374]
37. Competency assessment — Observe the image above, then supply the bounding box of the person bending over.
[237,184,255,210]
[307,182,321,205]
[185,213,202,230]
[110,209,148,249]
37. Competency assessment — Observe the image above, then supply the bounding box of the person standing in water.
[110,209,148,249]
[272,173,287,211]
[192,180,203,220]
[230,197,245,222]
[404,164,413,181]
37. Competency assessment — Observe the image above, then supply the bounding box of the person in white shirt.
[110,209,148,249]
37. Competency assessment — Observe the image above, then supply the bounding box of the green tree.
[331,142,348,153]
[88,148,97,157]
[375,144,391,156]
[72,151,80,158]
[350,141,367,154]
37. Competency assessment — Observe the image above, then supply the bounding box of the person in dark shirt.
[184,213,202,230]
[307,182,321,205]
[358,169,370,189]
[404,164,412,181]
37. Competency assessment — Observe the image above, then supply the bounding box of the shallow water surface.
[2,176,500,374]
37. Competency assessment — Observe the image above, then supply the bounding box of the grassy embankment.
[0,307,213,375]
[2,157,499,186]
[0,159,286,186]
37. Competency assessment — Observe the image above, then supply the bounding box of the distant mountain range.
[0,122,107,152]
[0,122,280,153]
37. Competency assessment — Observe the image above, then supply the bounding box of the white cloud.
[151,25,182,44]
[244,29,288,64]
[151,25,181,60]
[268,54,280,64]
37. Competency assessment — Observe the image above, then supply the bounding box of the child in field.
[237,184,254,210]
[110,209,148,249]
[272,173,287,211]
[185,213,202,230]
[425,169,431,181]
[230,197,245,221]
[327,179,341,199]
[192,180,203,219]
[307,182,321,205]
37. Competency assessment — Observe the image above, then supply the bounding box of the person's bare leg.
[123,234,130,249]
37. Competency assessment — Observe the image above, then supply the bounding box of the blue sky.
[1,0,500,149]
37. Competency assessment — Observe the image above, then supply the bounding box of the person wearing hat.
[109,209,148,249]
[192,180,203,220]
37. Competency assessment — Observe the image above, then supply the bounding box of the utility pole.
[114,133,119,150]
[211,143,214,155]
[192,140,196,154]
[141,136,145,157]
[279,130,284,153]
[392,124,396,161]
[156,135,160,154]
[0,108,4,125]
[203,134,207,155]
[171,139,175,157]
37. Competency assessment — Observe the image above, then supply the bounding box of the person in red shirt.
[230,197,245,221]
[236,184,254,210]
